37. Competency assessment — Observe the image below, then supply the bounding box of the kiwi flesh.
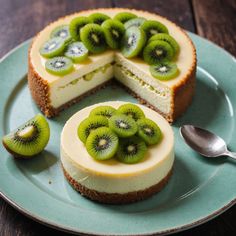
[117,104,145,121]
[143,40,174,64]
[150,61,179,80]
[40,37,66,58]
[78,116,108,143]
[50,25,72,43]
[80,23,107,53]
[90,106,117,119]
[69,16,90,41]
[113,12,137,23]
[85,127,119,160]
[102,19,125,49]
[64,42,88,63]
[89,13,110,25]
[121,26,146,58]
[45,57,73,76]
[124,17,146,29]
[2,114,50,158]
[137,118,162,145]
[108,114,137,138]
[116,136,147,164]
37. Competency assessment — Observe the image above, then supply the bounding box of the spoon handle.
[225,151,236,160]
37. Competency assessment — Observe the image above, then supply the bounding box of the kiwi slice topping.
[90,106,117,119]
[116,136,147,164]
[102,19,125,49]
[137,118,162,145]
[89,13,110,25]
[69,16,90,41]
[150,61,179,80]
[86,127,119,160]
[124,17,146,29]
[80,23,107,53]
[109,114,138,138]
[113,12,137,23]
[2,114,50,158]
[143,40,174,64]
[121,26,146,58]
[117,103,145,121]
[40,37,65,58]
[45,57,73,76]
[141,20,169,39]
[78,116,108,143]
[65,42,88,63]
[50,25,72,43]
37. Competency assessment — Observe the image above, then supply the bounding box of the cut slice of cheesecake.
[28,8,196,122]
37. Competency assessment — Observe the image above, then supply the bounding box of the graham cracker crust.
[62,164,173,204]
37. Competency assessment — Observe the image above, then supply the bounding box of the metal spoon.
[180,125,236,160]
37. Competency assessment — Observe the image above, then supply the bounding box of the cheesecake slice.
[61,101,174,204]
[28,8,196,122]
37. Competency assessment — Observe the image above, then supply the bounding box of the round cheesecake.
[61,101,174,204]
[28,8,196,122]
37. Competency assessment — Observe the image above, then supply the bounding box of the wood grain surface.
[0,0,236,235]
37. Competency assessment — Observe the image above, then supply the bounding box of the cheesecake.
[28,8,196,122]
[61,101,174,204]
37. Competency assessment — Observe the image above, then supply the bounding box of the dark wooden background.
[0,0,236,235]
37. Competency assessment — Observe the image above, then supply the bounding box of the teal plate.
[0,33,236,235]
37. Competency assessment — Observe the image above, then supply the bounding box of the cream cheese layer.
[60,101,174,193]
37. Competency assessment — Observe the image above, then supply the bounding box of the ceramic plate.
[0,33,236,235]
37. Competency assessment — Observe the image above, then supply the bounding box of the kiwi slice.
[40,37,65,58]
[150,61,179,80]
[45,57,73,76]
[108,114,137,138]
[102,19,125,49]
[90,106,117,119]
[50,25,72,43]
[124,17,146,29]
[64,42,88,63]
[88,13,110,25]
[121,27,146,58]
[86,127,119,160]
[69,16,90,40]
[113,12,137,23]
[80,23,107,53]
[117,104,145,121]
[143,40,174,64]
[78,116,108,143]
[116,136,147,164]
[148,33,180,55]
[137,118,162,145]
[140,20,169,39]
[2,114,50,158]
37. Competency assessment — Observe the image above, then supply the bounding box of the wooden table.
[0,0,235,235]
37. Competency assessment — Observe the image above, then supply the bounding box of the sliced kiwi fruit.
[143,40,174,64]
[121,26,146,58]
[80,23,107,53]
[113,12,137,23]
[69,16,90,40]
[116,136,147,164]
[64,42,88,63]
[88,13,110,25]
[40,37,65,58]
[124,17,146,29]
[45,57,73,76]
[108,114,137,138]
[102,19,125,49]
[50,25,72,43]
[140,20,169,39]
[150,61,179,80]
[148,33,180,55]
[78,116,108,143]
[2,114,50,158]
[86,127,118,160]
[137,118,162,145]
[90,106,117,119]
[117,104,145,121]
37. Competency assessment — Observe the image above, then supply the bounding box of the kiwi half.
[50,25,72,43]
[90,106,117,119]
[88,13,110,25]
[2,114,50,158]
[117,104,145,121]
[64,42,88,63]
[113,12,137,23]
